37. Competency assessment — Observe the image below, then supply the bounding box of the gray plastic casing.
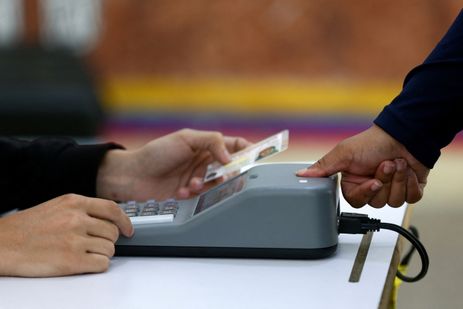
[116,163,339,258]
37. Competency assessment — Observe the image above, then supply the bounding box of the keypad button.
[163,199,178,206]
[118,198,178,221]
[163,206,177,211]
[142,206,158,211]
[140,211,158,216]
[159,210,175,215]
[125,211,139,217]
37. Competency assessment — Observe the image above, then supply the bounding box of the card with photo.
[204,130,289,182]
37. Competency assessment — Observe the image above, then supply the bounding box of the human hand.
[296,125,430,208]
[96,129,251,201]
[340,158,415,207]
[0,194,133,277]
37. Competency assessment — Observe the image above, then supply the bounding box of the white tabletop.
[0,198,406,309]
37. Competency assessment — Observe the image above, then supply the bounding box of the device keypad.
[119,199,178,224]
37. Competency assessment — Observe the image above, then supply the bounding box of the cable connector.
[338,212,381,234]
[337,211,429,282]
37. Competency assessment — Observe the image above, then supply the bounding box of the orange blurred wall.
[87,0,461,80]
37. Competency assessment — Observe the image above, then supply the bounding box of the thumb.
[296,146,349,177]
[187,130,232,164]
[206,135,232,165]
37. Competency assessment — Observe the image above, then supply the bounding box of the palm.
[127,139,208,199]
[125,131,249,201]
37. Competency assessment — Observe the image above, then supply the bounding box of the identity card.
[204,130,289,182]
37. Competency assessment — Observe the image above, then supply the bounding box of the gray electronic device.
[115,163,339,259]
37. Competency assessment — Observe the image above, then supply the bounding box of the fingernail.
[395,159,406,171]
[383,163,394,175]
[178,187,190,198]
[371,181,383,191]
[193,178,204,190]
[296,168,307,175]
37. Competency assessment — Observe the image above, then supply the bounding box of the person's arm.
[296,10,463,208]
[96,129,251,202]
[374,9,463,169]
[0,194,133,277]
[0,137,132,277]
[0,137,123,212]
[297,124,429,208]
[0,129,250,277]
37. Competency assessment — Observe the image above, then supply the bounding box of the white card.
[204,130,289,182]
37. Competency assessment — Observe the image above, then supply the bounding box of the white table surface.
[0,198,406,309]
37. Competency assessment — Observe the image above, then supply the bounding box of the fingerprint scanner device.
[115,163,340,259]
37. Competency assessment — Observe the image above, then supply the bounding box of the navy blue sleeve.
[374,10,463,169]
[0,137,123,212]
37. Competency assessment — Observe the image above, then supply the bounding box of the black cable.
[400,226,419,267]
[338,212,429,283]
[378,223,428,282]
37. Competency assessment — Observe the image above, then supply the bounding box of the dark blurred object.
[0,47,103,136]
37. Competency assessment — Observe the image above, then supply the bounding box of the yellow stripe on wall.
[102,78,401,115]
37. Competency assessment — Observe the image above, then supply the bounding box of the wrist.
[96,149,135,201]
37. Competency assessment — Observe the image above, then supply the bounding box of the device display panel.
[194,173,247,215]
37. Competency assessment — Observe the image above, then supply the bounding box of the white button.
[130,214,174,225]
[298,179,308,183]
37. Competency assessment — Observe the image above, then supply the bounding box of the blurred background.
[0,0,462,307]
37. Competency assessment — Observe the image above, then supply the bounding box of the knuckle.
[105,200,120,212]
[406,187,424,204]
[211,132,224,143]
[407,195,422,204]
[315,156,330,170]
[350,201,365,209]
[96,257,111,273]
[348,196,367,208]
[179,128,193,136]
[236,137,248,149]
[388,200,403,207]
[368,194,387,208]
[343,192,366,208]
[369,200,386,208]
[60,193,83,206]
[107,243,116,257]
[109,224,120,242]
[103,200,124,218]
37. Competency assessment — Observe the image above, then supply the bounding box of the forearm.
[96,149,137,202]
[0,137,122,210]
[374,10,463,168]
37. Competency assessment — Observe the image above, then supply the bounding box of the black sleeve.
[374,9,463,169]
[0,137,123,212]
